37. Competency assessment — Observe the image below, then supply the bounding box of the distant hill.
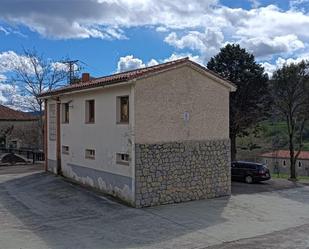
[237,120,309,161]
[26,111,43,116]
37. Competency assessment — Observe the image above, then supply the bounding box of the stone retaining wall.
[135,139,231,207]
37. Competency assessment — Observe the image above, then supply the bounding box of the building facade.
[0,105,40,149]
[259,150,309,177]
[40,58,236,207]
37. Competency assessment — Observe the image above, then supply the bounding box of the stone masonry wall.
[135,139,231,207]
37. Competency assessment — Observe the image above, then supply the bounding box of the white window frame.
[62,103,70,124]
[85,99,95,124]
[85,149,95,159]
[62,145,69,154]
[116,96,129,124]
[116,153,129,165]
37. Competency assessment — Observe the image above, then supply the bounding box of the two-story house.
[39,57,236,207]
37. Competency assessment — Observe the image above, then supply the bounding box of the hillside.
[237,121,309,161]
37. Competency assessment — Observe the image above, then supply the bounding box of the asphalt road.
[206,223,309,249]
[0,165,309,249]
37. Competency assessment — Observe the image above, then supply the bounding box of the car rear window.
[257,164,267,170]
[244,164,256,169]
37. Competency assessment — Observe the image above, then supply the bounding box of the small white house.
[40,57,236,207]
[259,150,309,176]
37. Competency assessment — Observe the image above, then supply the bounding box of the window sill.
[85,156,95,160]
[85,122,95,124]
[116,161,129,166]
[116,122,129,125]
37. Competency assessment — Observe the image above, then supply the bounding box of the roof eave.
[38,79,135,99]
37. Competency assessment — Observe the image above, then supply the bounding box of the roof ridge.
[94,57,189,81]
[39,56,235,98]
[0,104,38,120]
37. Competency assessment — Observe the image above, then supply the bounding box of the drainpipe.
[56,98,62,175]
[44,99,48,171]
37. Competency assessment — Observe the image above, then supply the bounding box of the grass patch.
[271,173,309,182]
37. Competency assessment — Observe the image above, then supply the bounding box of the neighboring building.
[0,105,40,149]
[259,150,309,176]
[39,58,236,207]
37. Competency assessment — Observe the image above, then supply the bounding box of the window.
[116,153,129,165]
[85,149,95,159]
[85,100,95,123]
[117,96,129,123]
[62,103,69,123]
[298,161,302,167]
[62,145,69,154]
[283,160,286,166]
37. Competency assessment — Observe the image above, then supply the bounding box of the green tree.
[271,61,309,180]
[207,44,269,161]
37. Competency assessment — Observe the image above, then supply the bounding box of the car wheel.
[245,175,253,184]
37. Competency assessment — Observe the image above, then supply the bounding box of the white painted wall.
[58,85,134,177]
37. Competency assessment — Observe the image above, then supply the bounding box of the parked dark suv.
[231,161,271,183]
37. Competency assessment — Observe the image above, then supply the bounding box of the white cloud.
[240,34,305,58]
[248,0,261,8]
[117,55,146,72]
[116,55,160,72]
[2,1,309,81]
[163,53,203,65]
[0,82,38,111]
[290,0,309,9]
[0,74,7,82]
[260,53,309,77]
[147,59,159,67]
[156,26,169,32]
[0,26,9,35]
[164,28,224,61]
[116,53,204,73]
[0,0,218,40]
[0,51,34,74]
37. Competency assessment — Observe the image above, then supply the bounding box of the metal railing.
[0,147,45,163]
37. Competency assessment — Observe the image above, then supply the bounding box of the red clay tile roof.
[0,105,38,121]
[260,150,309,160]
[39,57,235,98]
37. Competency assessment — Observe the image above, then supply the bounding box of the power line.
[79,60,105,75]
[62,60,79,84]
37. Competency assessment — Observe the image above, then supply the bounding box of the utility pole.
[63,60,79,84]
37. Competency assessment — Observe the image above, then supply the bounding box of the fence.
[0,147,45,164]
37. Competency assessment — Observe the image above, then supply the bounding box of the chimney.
[81,73,90,83]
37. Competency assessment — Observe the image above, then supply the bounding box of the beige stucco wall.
[134,65,231,144]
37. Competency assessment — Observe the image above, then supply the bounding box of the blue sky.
[0,0,309,109]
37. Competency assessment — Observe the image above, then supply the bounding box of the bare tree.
[11,48,68,148]
[271,61,309,180]
[0,125,14,148]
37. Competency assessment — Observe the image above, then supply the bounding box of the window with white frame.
[62,145,69,154]
[85,100,95,123]
[85,149,95,159]
[117,96,129,123]
[116,153,129,165]
[62,103,69,123]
